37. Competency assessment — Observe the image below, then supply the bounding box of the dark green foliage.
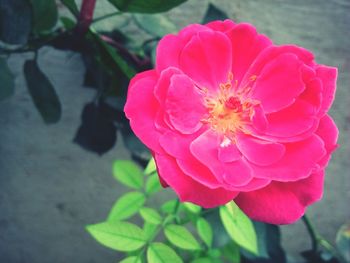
[107,0,187,13]
[30,0,58,33]
[24,59,61,124]
[0,0,32,44]
[202,3,228,24]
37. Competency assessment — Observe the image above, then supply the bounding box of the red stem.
[77,0,97,34]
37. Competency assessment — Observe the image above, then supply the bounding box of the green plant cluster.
[86,159,283,263]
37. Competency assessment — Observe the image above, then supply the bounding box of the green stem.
[92,11,122,24]
[302,215,347,263]
[302,215,319,252]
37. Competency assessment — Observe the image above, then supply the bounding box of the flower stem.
[302,214,347,263]
[77,0,97,34]
[302,214,319,252]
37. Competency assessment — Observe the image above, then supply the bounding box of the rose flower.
[124,20,338,224]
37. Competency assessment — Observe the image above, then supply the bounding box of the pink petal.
[124,70,163,153]
[165,74,206,134]
[159,130,222,188]
[226,23,272,84]
[179,30,232,90]
[244,45,314,78]
[251,53,305,113]
[247,135,326,181]
[316,65,337,117]
[154,154,238,208]
[156,24,210,72]
[250,104,267,133]
[235,170,325,224]
[263,99,318,138]
[236,134,285,166]
[315,114,339,167]
[190,130,253,186]
[159,130,270,191]
[218,143,241,162]
[205,19,236,32]
[154,67,183,131]
[299,77,322,111]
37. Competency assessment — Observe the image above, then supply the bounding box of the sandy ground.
[0,0,349,262]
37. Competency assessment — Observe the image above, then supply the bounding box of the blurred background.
[0,0,349,262]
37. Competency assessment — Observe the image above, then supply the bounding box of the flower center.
[202,73,258,140]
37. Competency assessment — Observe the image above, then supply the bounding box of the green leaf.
[112,160,143,189]
[196,218,213,247]
[183,202,202,214]
[108,191,146,221]
[145,173,162,195]
[144,158,156,175]
[60,16,76,30]
[30,0,58,33]
[0,57,15,101]
[219,202,258,255]
[147,242,183,263]
[336,222,350,262]
[23,59,61,124]
[202,3,229,24]
[140,207,162,225]
[120,256,142,263]
[164,224,201,250]
[60,0,79,16]
[241,222,285,261]
[161,200,178,214]
[221,242,240,263]
[133,14,177,37]
[107,0,187,13]
[0,0,32,44]
[86,221,146,251]
[143,221,158,239]
[190,258,212,263]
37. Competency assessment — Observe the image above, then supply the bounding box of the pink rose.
[124,20,338,224]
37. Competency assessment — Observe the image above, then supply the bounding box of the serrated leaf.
[86,221,146,251]
[107,0,187,13]
[108,192,145,221]
[143,222,158,239]
[197,218,213,247]
[220,202,258,255]
[119,256,142,263]
[144,158,156,175]
[183,202,201,214]
[113,160,143,189]
[0,0,31,44]
[147,242,183,263]
[24,59,61,124]
[202,3,229,24]
[161,200,178,214]
[145,173,162,195]
[30,0,58,33]
[140,207,162,225]
[164,224,201,250]
[0,57,15,101]
[133,14,177,37]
